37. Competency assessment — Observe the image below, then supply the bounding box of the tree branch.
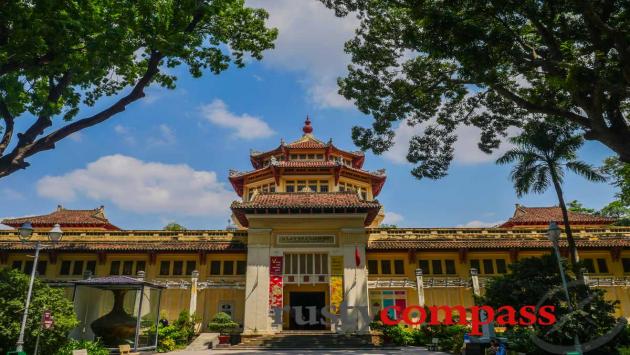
[491,85,591,127]
[0,99,14,155]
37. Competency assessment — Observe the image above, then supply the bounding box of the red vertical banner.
[269,256,283,309]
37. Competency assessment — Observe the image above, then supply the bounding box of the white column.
[243,229,273,334]
[340,228,369,334]
[189,270,199,317]
[415,268,425,307]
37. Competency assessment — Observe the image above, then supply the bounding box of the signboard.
[330,256,344,275]
[329,276,343,315]
[270,256,283,275]
[277,235,335,245]
[42,310,53,329]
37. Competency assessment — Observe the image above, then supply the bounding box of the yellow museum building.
[1,117,630,334]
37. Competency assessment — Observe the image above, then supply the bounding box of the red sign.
[270,256,283,275]
[42,310,53,329]
[269,275,283,308]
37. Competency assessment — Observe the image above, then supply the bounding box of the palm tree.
[497,122,606,269]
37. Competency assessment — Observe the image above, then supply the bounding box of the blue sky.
[0,1,618,230]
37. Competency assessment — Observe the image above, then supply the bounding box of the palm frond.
[532,165,551,194]
[566,161,607,182]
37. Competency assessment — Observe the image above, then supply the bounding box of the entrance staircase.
[229,331,398,350]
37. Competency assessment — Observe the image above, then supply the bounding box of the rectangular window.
[284,254,292,274]
[320,181,329,192]
[186,261,196,276]
[368,260,378,275]
[306,254,313,274]
[122,261,133,275]
[223,261,234,275]
[445,260,456,275]
[583,258,596,274]
[110,261,121,275]
[12,260,22,270]
[236,261,246,275]
[496,259,507,274]
[210,260,221,275]
[308,180,318,192]
[418,260,430,274]
[596,258,609,274]
[432,260,443,275]
[60,260,72,275]
[470,259,480,273]
[24,261,34,274]
[136,261,146,274]
[394,260,405,275]
[72,260,84,275]
[159,261,170,276]
[623,258,630,273]
[172,261,183,276]
[37,261,47,276]
[286,185,295,193]
[483,259,494,274]
[86,261,96,275]
[380,260,392,274]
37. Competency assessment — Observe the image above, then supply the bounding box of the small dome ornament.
[302,115,313,134]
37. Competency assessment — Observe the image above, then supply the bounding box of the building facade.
[1,118,629,335]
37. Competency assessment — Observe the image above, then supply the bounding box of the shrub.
[58,339,109,355]
[0,268,78,355]
[149,311,200,352]
[207,312,239,335]
[382,324,414,346]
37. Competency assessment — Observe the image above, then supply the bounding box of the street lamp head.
[17,222,34,241]
[415,268,423,277]
[546,221,561,244]
[48,224,63,243]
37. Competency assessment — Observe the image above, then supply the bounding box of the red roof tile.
[2,206,120,230]
[367,237,630,250]
[232,192,380,209]
[286,140,327,149]
[0,241,245,252]
[500,205,615,228]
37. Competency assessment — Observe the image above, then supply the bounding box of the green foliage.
[207,312,239,335]
[149,310,199,353]
[0,268,78,354]
[58,339,109,355]
[382,324,414,346]
[601,157,630,206]
[380,323,469,353]
[0,0,277,178]
[163,222,187,231]
[567,200,596,215]
[481,255,624,353]
[320,0,630,178]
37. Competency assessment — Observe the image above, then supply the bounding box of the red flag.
[355,246,361,267]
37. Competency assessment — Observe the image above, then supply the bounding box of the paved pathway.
[165,347,449,355]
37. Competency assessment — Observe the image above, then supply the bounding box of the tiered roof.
[499,204,615,228]
[231,192,381,227]
[2,205,120,231]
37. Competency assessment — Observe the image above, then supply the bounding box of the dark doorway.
[288,292,326,330]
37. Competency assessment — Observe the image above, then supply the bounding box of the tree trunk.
[549,169,581,276]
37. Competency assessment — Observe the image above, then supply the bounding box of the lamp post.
[14,223,63,353]
[546,221,582,355]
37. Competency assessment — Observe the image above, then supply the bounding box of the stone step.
[229,333,398,350]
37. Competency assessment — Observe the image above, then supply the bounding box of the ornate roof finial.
[303,115,313,134]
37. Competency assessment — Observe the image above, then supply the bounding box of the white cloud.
[382,211,404,225]
[383,119,517,165]
[247,0,357,109]
[113,124,136,145]
[68,132,83,142]
[0,223,13,230]
[36,155,236,217]
[147,124,176,146]
[458,220,503,228]
[200,99,275,139]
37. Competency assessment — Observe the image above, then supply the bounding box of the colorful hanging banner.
[329,276,344,315]
[269,275,283,309]
[330,256,344,275]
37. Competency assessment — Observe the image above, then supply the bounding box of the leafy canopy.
[481,255,624,354]
[496,121,605,197]
[321,0,630,179]
[0,0,277,178]
[0,268,79,354]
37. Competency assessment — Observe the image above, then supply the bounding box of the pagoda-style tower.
[229,117,386,334]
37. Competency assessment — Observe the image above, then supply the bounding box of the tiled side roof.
[367,238,630,250]
[2,206,120,230]
[0,240,245,252]
[232,192,381,209]
[277,161,337,168]
[500,205,616,227]
[286,140,327,149]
